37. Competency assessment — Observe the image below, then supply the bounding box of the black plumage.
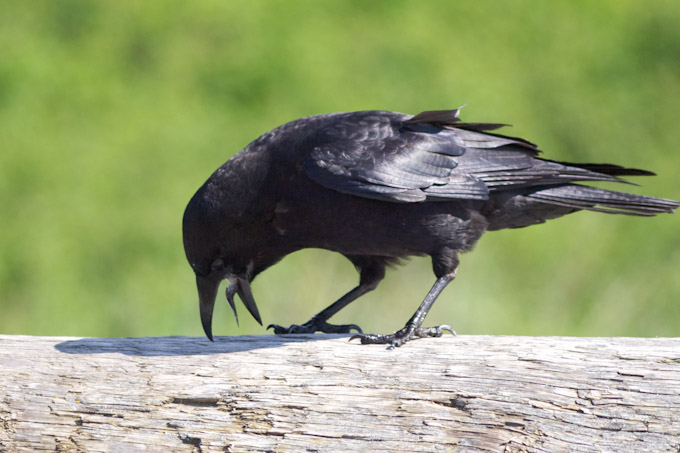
[182,108,678,346]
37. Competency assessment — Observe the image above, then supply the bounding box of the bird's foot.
[350,324,456,348]
[267,318,363,335]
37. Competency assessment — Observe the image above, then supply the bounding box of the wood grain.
[1,334,679,452]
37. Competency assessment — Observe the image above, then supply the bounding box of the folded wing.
[302,108,637,203]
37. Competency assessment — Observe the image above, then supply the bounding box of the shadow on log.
[1,334,679,451]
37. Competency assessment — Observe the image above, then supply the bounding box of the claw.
[414,324,457,338]
[268,323,299,335]
[442,324,457,336]
[347,324,363,334]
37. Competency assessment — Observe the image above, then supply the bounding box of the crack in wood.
[434,396,470,412]
[171,397,220,407]
[178,432,202,451]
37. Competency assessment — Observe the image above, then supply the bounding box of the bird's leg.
[268,257,384,335]
[268,284,369,334]
[352,271,457,347]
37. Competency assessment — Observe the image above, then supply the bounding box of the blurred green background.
[1,1,678,339]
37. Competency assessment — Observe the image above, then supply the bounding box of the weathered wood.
[0,334,679,452]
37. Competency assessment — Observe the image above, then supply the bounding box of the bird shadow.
[54,334,353,357]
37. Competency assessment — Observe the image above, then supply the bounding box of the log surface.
[1,334,679,452]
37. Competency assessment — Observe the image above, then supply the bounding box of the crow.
[183,108,678,346]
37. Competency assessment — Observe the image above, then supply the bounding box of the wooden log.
[1,334,679,452]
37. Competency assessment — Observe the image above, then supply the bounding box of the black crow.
[183,108,678,346]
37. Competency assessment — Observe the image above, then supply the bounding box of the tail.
[412,108,679,216]
[529,184,679,216]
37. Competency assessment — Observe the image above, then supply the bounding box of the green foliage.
[1,1,678,338]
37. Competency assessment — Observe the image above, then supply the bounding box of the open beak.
[197,274,263,342]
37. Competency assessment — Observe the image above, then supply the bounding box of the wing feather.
[301,109,645,204]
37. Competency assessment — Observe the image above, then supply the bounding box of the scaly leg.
[352,270,457,347]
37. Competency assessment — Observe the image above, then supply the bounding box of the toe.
[323,323,362,334]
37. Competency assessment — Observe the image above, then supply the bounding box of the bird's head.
[182,186,262,341]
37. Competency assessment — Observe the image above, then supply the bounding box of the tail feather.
[529,185,679,217]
